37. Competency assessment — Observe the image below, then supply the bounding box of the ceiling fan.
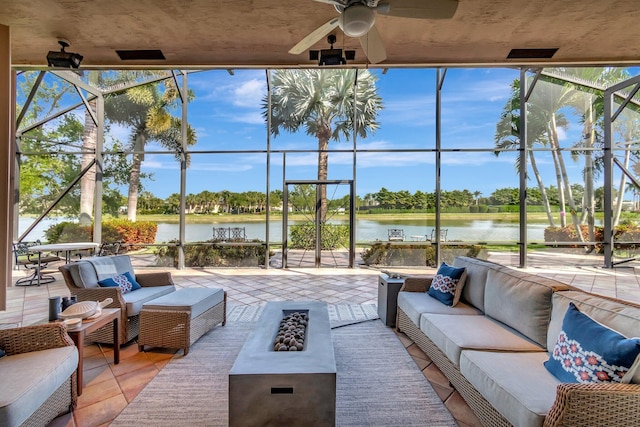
[289,0,459,64]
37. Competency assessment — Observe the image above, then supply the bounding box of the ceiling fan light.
[340,4,375,37]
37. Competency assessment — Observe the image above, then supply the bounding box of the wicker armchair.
[0,323,78,426]
[59,255,176,345]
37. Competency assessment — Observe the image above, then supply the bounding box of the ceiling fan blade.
[312,0,346,6]
[359,25,386,64]
[289,17,340,55]
[378,0,459,20]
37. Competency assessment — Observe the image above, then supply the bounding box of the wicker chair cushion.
[142,288,225,319]
[484,268,570,348]
[398,291,480,325]
[0,346,78,427]
[122,285,176,317]
[420,313,544,366]
[461,350,558,427]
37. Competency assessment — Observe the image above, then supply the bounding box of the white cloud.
[232,79,266,108]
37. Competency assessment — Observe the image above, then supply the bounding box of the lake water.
[17,217,548,243]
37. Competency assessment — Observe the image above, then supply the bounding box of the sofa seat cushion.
[398,291,481,325]
[142,288,225,319]
[460,350,558,427]
[122,285,176,317]
[421,313,544,366]
[0,346,78,427]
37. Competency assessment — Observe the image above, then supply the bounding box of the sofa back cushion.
[549,291,640,383]
[68,255,134,289]
[484,268,570,348]
[453,256,501,312]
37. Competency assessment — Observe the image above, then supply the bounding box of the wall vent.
[116,50,166,60]
[507,48,558,59]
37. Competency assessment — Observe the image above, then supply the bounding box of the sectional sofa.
[396,256,640,427]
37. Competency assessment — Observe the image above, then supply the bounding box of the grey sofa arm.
[544,382,640,427]
[136,271,175,287]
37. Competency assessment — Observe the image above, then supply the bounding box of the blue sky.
[128,67,529,200]
[31,66,637,202]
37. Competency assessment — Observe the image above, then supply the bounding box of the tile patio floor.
[2,252,640,427]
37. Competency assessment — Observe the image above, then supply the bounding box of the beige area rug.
[111,306,457,427]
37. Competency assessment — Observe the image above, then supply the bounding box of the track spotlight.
[47,39,83,69]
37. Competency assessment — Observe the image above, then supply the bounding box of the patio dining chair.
[13,240,61,286]
[213,227,228,241]
[230,227,246,241]
[427,228,448,242]
[98,241,122,256]
[388,228,405,241]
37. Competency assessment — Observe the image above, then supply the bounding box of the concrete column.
[0,25,12,310]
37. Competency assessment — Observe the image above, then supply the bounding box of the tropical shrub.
[289,223,349,250]
[361,242,482,267]
[44,219,157,246]
[156,239,269,267]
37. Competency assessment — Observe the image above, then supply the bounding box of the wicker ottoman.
[138,288,226,355]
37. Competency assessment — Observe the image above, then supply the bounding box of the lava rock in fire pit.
[273,311,308,352]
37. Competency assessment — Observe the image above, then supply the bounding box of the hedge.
[44,219,157,247]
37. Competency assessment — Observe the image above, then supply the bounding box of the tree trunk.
[317,129,330,222]
[551,147,566,227]
[613,145,631,227]
[550,114,584,242]
[583,104,596,245]
[127,134,145,222]
[79,99,97,225]
[529,150,554,226]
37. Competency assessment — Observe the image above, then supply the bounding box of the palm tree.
[104,77,196,221]
[563,67,629,240]
[264,69,382,221]
[473,190,482,206]
[495,79,565,226]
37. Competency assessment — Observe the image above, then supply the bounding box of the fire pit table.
[229,301,336,427]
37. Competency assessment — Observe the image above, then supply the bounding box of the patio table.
[30,242,100,285]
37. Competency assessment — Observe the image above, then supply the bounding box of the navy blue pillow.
[544,302,640,383]
[0,348,5,358]
[427,262,467,306]
[98,271,141,294]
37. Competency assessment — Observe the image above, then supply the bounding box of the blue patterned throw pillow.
[427,262,467,306]
[98,272,141,294]
[544,302,640,384]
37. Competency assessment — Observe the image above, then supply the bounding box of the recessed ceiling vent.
[116,49,165,60]
[507,48,558,59]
